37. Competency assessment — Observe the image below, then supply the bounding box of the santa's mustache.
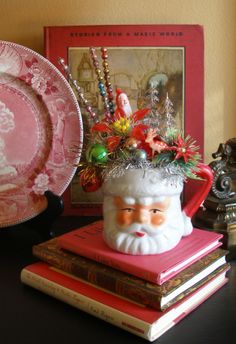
[117,222,163,237]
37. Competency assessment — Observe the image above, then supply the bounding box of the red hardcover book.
[57,221,223,285]
[21,262,228,342]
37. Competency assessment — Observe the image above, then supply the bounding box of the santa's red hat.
[116,88,125,105]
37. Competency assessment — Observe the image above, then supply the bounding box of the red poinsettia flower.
[130,123,148,141]
[90,108,150,153]
[131,108,150,123]
[91,122,112,133]
[169,135,197,163]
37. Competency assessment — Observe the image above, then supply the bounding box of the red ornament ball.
[80,170,102,192]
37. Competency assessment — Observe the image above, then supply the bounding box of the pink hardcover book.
[57,221,223,284]
[21,262,228,342]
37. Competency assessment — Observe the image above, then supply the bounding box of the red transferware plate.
[0,41,83,228]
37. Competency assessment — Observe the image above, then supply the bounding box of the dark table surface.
[1,216,236,344]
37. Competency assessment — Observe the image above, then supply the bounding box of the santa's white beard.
[103,203,189,255]
[120,102,132,117]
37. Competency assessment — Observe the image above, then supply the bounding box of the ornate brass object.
[193,138,236,259]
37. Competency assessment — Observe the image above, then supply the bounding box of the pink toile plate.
[0,41,83,228]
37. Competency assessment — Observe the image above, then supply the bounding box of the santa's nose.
[135,209,150,224]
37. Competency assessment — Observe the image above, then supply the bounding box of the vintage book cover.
[44,25,204,216]
[21,262,228,342]
[33,238,228,311]
[57,220,223,284]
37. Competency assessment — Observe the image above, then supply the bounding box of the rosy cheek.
[116,212,133,226]
[151,213,166,226]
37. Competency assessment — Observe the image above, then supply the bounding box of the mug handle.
[183,163,213,219]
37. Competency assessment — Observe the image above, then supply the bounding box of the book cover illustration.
[44,25,204,216]
[33,238,228,310]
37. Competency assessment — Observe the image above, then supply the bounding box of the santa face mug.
[102,163,213,255]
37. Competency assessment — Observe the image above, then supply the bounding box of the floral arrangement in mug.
[58,48,215,256]
[58,48,201,193]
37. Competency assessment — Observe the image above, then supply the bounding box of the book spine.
[21,268,152,341]
[33,245,162,310]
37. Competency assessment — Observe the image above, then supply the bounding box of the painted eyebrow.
[149,208,163,212]
[121,207,135,211]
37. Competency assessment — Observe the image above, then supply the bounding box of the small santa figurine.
[115,89,133,118]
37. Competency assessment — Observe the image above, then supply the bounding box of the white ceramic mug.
[102,163,213,255]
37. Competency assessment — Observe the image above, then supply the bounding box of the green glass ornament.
[135,149,147,160]
[87,144,108,164]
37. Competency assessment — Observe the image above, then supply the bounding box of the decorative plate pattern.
[0,41,83,228]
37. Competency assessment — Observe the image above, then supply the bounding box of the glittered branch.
[162,92,175,130]
[58,57,99,123]
[100,47,115,115]
[89,47,112,122]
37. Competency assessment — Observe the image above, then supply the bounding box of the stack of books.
[21,220,230,342]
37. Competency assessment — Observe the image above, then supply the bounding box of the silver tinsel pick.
[102,157,152,181]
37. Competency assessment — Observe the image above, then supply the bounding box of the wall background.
[1,0,236,162]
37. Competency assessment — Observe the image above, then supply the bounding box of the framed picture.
[44,24,204,215]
